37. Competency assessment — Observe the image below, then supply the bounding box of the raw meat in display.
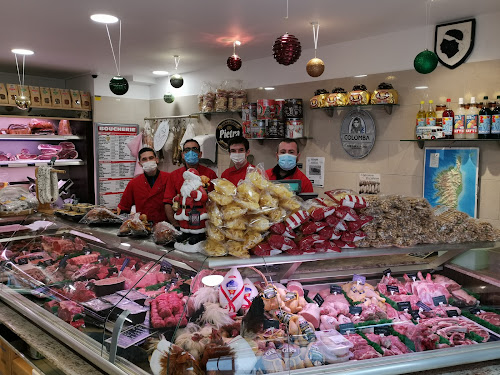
[37,153,58,160]
[68,253,99,265]
[344,334,381,360]
[8,124,31,134]
[477,312,500,326]
[150,292,187,328]
[377,273,411,295]
[365,334,410,356]
[57,300,84,323]
[407,272,451,306]
[58,149,78,159]
[432,274,461,291]
[29,119,55,134]
[450,289,477,305]
[58,120,72,135]
[0,152,11,161]
[38,144,62,153]
[15,149,37,160]
[287,281,304,297]
[71,263,101,280]
[299,303,321,329]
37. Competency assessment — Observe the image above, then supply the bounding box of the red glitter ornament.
[227,54,242,71]
[273,33,301,66]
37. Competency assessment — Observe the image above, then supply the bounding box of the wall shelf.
[191,111,241,121]
[0,159,84,168]
[246,136,311,145]
[0,134,83,141]
[0,105,91,120]
[400,138,500,149]
[312,103,399,117]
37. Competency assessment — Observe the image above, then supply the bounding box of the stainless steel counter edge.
[0,285,149,375]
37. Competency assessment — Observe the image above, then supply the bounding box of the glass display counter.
[0,214,499,375]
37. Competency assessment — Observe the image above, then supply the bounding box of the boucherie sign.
[216,118,243,151]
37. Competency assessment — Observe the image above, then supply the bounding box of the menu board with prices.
[95,123,139,208]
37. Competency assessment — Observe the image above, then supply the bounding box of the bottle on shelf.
[453,98,466,139]
[416,101,426,128]
[478,95,492,139]
[442,98,454,139]
[465,97,478,139]
[435,103,445,127]
[426,100,436,126]
[490,95,500,139]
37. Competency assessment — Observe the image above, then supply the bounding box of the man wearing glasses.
[164,139,217,227]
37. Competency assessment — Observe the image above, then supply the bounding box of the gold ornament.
[15,95,31,111]
[306,57,324,77]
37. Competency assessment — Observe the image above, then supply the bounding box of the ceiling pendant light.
[92,14,129,95]
[170,55,184,88]
[273,0,301,66]
[414,1,438,74]
[306,21,324,77]
[164,74,175,103]
[227,41,242,71]
[12,49,33,111]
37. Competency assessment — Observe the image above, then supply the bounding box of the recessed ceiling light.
[415,86,428,89]
[264,87,275,91]
[11,49,34,55]
[153,70,169,76]
[90,14,119,24]
[354,74,367,78]
[202,274,224,287]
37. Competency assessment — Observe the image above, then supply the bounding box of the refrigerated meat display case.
[0,214,499,375]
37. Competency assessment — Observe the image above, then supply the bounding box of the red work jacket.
[266,166,314,193]
[221,162,254,186]
[118,171,169,223]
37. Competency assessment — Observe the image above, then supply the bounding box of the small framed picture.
[434,18,475,69]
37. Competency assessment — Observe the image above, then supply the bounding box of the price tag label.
[469,307,481,315]
[349,306,362,315]
[114,252,121,259]
[171,277,178,285]
[160,261,172,274]
[303,289,309,299]
[17,258,28,265]
[410,310,420,320]
[397,301,412,311]
[407,273,417,281]
[353,274,366,285]
[313,293,324,307]
[339,323,356,335]
[98,255,106,262]
[416,301,432,312]
[330,285,343,295]
[59,254,70,269]
[446,310,459,317]
[432,295,447,306]
[387,285,400,294]
[374,326,390,335]
[383,268,392,276]
[84,249,91,255]
[263,319,280,330]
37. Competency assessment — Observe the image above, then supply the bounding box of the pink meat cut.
[408,272,451,306]
[478,312,500,326]
[58,300,83,323]
[298,303,320,328]
[59,149,78,159]
[451,289,477,305]
[287,281,304,296]
[38,144,62,153]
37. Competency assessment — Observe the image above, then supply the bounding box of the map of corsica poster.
[423,147,479,218]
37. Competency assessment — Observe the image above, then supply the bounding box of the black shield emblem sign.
[434,18,475,70]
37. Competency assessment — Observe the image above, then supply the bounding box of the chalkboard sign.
[313,293,324,307]
[330,285,343,294]
[397,301,412,311]
[387,285,400,294]
[432,295,447,306]
[339,323,356,335]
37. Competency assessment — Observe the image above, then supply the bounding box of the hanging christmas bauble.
[414,49,438,74]
[109,76,129,95]
[273,33,301,66]
[306,57,325,77]
[163,93,175,103]
[227,54,242,71]
[14,95,31,111]
[170,73,184,88]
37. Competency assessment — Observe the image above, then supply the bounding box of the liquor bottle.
[478,95,492,139]
[426,100,436,126]
[415,101,425,139]
[442,98,454,139]
[465,97,478,139]
[453,98,466,139]
[491,95,500,139]
[435,103,445,127]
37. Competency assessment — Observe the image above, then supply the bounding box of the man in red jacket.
[164,139,217,226]
[221,136,254,185]
[117,147,169,223]
[266,139,314,193]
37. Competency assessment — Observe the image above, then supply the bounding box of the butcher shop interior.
[0,1,500,375]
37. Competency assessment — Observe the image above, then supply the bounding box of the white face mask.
[142,160,157,173]
[230,152,246,166]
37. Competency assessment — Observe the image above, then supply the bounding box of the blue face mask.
[278,154,297,171]
[184,150,199,165]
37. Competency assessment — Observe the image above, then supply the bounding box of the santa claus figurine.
[173,168,209,253]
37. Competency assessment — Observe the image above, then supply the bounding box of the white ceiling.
[0,0,498,80]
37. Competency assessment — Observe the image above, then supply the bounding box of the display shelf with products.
[0,213,499,375]
[312,103,399,117]
[400,138,500,149]
[0,159,84,167]
[245,136,312,145]
[0,134,83,141]
[191,110,241,121]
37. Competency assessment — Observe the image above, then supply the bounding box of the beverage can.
[284,99,303,119]
[242,102,257,122]
[266,119,285,138]
[275,99,285,121]
[252,120,266,138]
[286,118,303,138]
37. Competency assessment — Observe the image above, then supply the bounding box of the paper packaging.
[50,88,62,107]
[18,85,30,100]
[40,87,52,107]
[6,84,19,105]
[29,86,41,106]
[61,89,72,108]
[80,91,91,110]
[0,83,8,104]
[70,89,82,108]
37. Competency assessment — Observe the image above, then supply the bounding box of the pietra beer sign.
[216,118,242,151]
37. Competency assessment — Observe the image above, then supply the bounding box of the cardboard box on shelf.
[0,84,8,105]
[29,86,41,106]
[6,84,19,105]
[61,89,72,109]
[40,87,52,107]
[50,88,62,108]
[70,89,82,109]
